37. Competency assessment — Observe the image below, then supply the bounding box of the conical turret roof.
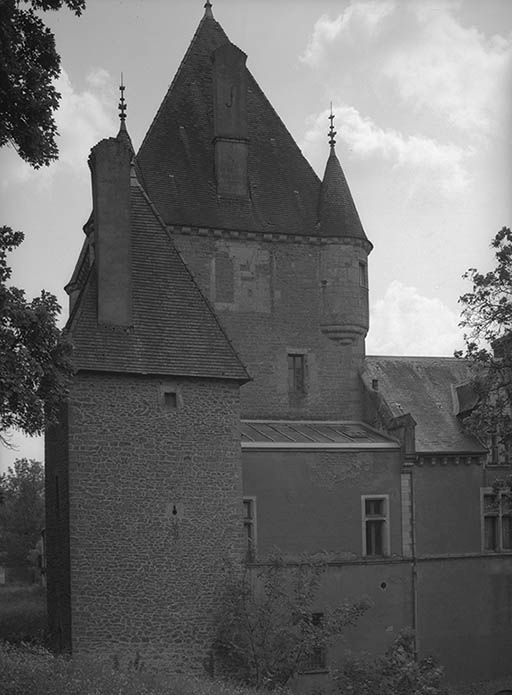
[318,146,370,242]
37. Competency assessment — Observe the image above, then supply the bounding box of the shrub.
[214,554,369,691]
[333,630,448,695]
[0,584,47,644]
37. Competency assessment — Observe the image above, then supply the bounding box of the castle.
[45,2,512,689]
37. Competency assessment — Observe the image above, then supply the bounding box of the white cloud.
[1,68,116,186]
[302,105,472,194]
[382,4,512,136]
[301,1,512,139]
[367,280,463,356]
[301,1,396,67]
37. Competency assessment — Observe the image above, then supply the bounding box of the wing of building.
[45,3,512,691]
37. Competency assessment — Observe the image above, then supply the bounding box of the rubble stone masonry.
[48,371,243,673]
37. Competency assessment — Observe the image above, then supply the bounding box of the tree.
[213,554,370,690]
[333,630,448,695]
[0,459,45,567]
[456,227,512,462]
[0,225,73,444]
[0,0,86,168]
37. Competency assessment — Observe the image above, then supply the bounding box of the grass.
[0,584,278,695]
[0,583,47,645]
[0,642,276,695]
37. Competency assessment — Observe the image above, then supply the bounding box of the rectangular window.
[288,353,306,394]
[362,495,389,557]
[482,489,512,552]
[302,613,327,672]
[243,497,257,561]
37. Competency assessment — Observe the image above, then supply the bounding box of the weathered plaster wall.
[413,464,485,555]
[417,556,512,683]
[173,232,368,420]
[242,448,402,558]
[65,372,243,673]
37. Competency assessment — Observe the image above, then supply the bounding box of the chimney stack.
[212,42,249,198]
[88,136,132,326]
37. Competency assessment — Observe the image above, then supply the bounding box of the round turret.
[317,111,372,345]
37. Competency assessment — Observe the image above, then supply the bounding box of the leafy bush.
[0,584,47,645]
[333,630,448,695]
[0,641,267,695]
[214,555,369,691]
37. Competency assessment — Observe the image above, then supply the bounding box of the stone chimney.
[212,42,249,198]
[88,136,132,326]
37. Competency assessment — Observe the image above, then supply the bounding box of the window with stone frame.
[288,353,306,395]
[243,497,257,561]
[482,488,512,552]
[301,612,327,672]
[362,495,390,557]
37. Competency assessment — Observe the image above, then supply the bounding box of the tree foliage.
[0,459,45,567]
[456,227,512,457]
[333,630,448,695]
[213,555,370,690]
[0,0,86,168]
[0,226,73,442]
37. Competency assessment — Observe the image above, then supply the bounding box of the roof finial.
[328,102,336,150]
[118,73,127,126]
[204,0,213,18]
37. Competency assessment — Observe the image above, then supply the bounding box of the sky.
[1,0,511,471]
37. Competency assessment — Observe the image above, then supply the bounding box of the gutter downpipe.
[410,466,419,659]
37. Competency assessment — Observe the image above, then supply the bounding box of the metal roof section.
[241,420,399,449]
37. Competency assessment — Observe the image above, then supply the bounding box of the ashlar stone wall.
[173,231,369,421]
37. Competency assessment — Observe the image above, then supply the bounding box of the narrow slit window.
[288,353,306,394]
[359,261,368,288]
[243,497,257,561]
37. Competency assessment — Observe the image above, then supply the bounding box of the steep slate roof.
[363,356,486,454]
[136,9,324,236]
[67,179,249,382]
[318,147,369,242]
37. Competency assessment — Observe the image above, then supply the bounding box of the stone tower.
[136,4,372,422]
[45,108,249,670]
[46,1,373,675]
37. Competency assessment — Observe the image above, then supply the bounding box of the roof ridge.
[366,355,460,361]
[138,13,229,156]
[132,174,251,383]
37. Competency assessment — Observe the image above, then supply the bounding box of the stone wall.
[62,371,243,673]
[172,231,367,420]
[45,405,72,652]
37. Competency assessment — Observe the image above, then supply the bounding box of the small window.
[243,497,257,561]
[362,495,390,557]
[302,613,327,672]
[163,391,177,409]
[288,353,306,394]
[482,489,512,552]
[359,261,368,288]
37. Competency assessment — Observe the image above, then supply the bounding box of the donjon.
[46,2,512,690]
